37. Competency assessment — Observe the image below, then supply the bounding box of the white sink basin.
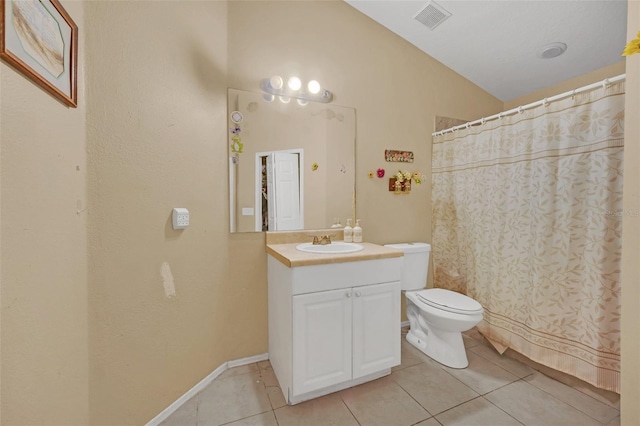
[296,242,364,254]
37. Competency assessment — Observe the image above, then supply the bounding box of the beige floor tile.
[441,351,519,395]
[218,363,260,380]
[197,370,271,426]
[259,367,280,388]
[224,411,278,426]
[469,345,535,378]
[503,349,620,409]
[339,376,430,426]
[462,334,482,349]
[266,386,287,410]
[257,360,272,371]
[274,393,358,426]
[414,418,442,426]
[605,415,620,426]
[392,339,432,372]
[435,397,522,426]
[524,372,620,424]
[392,363,479,415]
[159,395,198,426]
[485,380,601,426]
[462,328,490,346]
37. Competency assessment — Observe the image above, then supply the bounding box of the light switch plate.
[172,208,189,230]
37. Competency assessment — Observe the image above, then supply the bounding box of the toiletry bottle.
[344,219,353,242]
[353,219,363,243]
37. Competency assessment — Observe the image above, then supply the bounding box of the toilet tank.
[384,243,431,291]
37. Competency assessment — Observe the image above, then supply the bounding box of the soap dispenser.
[344,219,353,242]
[353,219,363,243]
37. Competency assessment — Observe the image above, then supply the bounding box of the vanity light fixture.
[307,80,321,94]
[261,75,333,103]
[287,76,302,91]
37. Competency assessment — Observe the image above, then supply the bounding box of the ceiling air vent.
[414,0,452,30]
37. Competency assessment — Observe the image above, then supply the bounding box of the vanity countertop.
[266,241,403,268]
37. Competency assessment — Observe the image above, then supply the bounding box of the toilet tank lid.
[384,242,431,253]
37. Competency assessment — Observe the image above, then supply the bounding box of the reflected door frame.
[255,149,305,232]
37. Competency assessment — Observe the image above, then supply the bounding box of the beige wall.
[621,2,640,424]
[228,0,503,249]
[504,61,626,110]
[84,1,233,424]
[10,1,637,425]
[0,1,89,424]
[83,1,501,423]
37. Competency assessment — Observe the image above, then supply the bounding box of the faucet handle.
[311,235,320,245]
[320,235,332,244]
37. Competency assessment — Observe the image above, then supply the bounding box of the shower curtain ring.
[602,78,610,89]
[518,106,523,114]
[542,98,548,106]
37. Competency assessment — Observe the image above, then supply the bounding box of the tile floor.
[161,328,620,426]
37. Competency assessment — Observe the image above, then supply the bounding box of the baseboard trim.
[145,352,269,426]
[147,323,408,424]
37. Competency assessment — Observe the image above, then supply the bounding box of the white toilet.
[384,243,484,369]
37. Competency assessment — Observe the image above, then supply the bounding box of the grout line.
[520,373,620,424]
[480,386,526,426]
[337,393,362,426]
[390,376,435,420]
[431,395,484,418]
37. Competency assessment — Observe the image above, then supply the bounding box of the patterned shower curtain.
[432,82,624,392]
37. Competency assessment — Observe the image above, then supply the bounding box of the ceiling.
[344,0,628,102]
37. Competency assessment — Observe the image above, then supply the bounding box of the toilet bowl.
[384,243,483,369]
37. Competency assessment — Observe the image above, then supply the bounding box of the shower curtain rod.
[433,73,626,136]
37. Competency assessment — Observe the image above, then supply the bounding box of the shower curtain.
[432,82,624,392]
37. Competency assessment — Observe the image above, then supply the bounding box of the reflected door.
[261,150,304,231]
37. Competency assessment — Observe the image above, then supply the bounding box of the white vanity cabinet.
[267,253,402,405]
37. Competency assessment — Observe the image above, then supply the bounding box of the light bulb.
[287,76,302,91]
[279,96,290,104]
[297,99,308,106]
[270,75,283,90]
[307,80,321,94]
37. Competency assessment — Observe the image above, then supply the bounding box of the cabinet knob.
[356,291,362,297]
[346,291,352,298]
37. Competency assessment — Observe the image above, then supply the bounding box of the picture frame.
[1,0,78,107]
[385,149,414,163]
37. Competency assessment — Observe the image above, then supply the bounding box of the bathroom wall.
[503,61,626,110]
[84,1,501,423]
[621,2,640,424]
[84,1,234,424]
[228,0,503,248]
[4,1,635,425]
[0,1,89,424]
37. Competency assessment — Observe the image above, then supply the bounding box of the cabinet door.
[292,288,353,395]
[352,281,401,379]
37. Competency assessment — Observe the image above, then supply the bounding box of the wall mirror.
[228,88,356,233]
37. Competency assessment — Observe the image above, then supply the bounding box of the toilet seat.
[413,288,483,315]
